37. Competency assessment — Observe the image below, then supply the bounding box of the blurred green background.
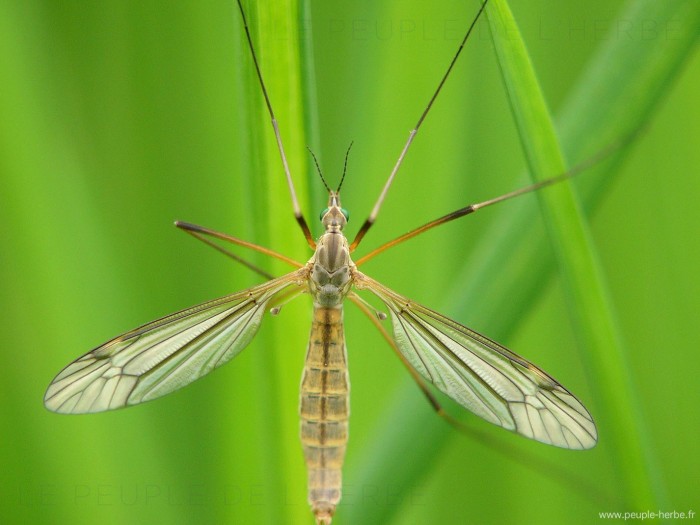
[1,1,698,524]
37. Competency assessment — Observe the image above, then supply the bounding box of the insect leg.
[175,221,303,269]
[234,0,315,249]
[350,0,490,251]
[354,129,639,266]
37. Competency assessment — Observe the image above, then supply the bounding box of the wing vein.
[356,271,597,449]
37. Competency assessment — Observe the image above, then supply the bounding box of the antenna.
[337,141,354,193]
[306,146,331,193]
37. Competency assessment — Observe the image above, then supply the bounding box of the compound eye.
[340,208,350,222]
[319,207,330,221]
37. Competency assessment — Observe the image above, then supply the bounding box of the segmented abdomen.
[299,305,349,524]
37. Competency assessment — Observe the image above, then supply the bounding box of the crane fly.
[44,0,599,523]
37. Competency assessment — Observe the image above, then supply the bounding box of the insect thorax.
[309,231,354,308]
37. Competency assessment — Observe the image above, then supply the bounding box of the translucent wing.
[45,270,305,414]
[357,273,597,449]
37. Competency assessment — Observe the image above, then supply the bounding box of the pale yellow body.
[300,195,353,524]
[300,306,349,523]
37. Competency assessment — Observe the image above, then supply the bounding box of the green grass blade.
[487,0,661,509]
[242,2,312,523]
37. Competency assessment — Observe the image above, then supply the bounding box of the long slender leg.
[350,0,490,251]
[234,0,316,249]
[178,225,276,280]
[353,130,638,264]
[175,221,303,268]
[177,225,311,308]
[348,293,617,508]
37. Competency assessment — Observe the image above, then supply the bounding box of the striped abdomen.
[300,305,349,525]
